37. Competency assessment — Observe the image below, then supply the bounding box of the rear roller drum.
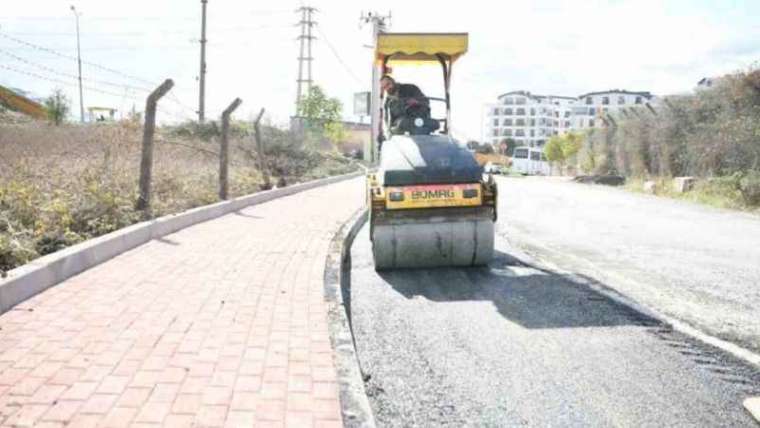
[372,219,494,270]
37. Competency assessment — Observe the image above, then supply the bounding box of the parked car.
[484,162,507,175]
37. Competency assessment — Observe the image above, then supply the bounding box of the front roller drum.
[371,214,494,270]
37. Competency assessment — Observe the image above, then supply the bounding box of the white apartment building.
[572,90,654,130]
[485,89,655,148]
[484,91,577,148]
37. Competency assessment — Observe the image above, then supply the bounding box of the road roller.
[367,32,498,269]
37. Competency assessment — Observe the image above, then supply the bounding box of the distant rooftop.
[497,90,578,101]
[577,89,654,99]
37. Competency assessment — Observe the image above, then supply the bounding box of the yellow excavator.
[367,32,498,269]
[0,85,46,120]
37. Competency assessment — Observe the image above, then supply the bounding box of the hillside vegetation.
[0,119,359,274]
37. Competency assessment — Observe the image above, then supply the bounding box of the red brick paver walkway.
[0,178,364,427]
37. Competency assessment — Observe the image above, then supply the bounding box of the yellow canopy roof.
[375,33,468,64]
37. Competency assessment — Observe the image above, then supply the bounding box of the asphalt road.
[496,177,760,354]
[349,188,760,425]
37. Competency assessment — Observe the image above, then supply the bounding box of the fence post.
[219,98,243,200]
[136,79,174,214]
[253,107,272,190]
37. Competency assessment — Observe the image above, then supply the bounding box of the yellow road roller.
[368,32,498,269]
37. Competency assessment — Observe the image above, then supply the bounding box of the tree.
[297,85,344,146]
[45,89,69,126]
[561,131,582,159]
[500,138,518,156]
[544,132,582,174]
[544,136,565,164]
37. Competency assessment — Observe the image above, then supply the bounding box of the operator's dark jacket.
[384,83,429,125]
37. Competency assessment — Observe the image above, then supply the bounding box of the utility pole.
[70,5,85,123]
[198,0,208,123]
[295,6,316,115]
[360,11,390,163]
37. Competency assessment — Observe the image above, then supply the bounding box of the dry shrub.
[577,64,760,208]
[0,120,358,273]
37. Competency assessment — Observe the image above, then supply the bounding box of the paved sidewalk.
[0,177,364,428]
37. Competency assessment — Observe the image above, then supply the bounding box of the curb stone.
[0,170,364,314]
[324,207,375,428]
[744,397,760,423]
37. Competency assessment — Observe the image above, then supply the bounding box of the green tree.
[44,89,69,126]
[297,85,344,146]
[544,135,565,164]
[561,132,582,159]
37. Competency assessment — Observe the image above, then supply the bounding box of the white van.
[512,147,550,175]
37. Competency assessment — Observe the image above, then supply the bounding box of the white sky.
[1,0,759,140]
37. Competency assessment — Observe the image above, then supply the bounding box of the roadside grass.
[0,121,359,274]
[624,176,758,212]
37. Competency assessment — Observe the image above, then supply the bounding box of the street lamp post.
[70,5,85,123]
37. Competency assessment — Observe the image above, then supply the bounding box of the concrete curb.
[744,397,760,424]
[0,170,364,314]
[324,208,375,428]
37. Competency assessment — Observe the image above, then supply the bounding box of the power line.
[0,32,157,87]
[2,63,196,123]
[0,63,140,99]
[0,48,154,92]
[315,26,363,86]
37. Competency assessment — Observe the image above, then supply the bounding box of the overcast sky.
[2,0,759,140]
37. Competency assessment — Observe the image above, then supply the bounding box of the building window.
[530,129,535,137]
[492,119,499,126]
[539,118,546,125]
[618,96,625,105]
[530,108,536,116]
[504,97,514,104]
[589,107,596,116]
[554,111,559,118]
[602,96,610,105]
[564,121,570,128]
[503,118,512,126]
[492,108,499,115]
[635,96,643,104]
[585,97,592,105]
[516,118,526,126]
[564,111,570,118]
[515,97,526,105]
[515,129,525,137]
[516,108,526,116]
[589,119,595,127]
[602,107,608,114]
[529,118,536,126]
[504,108,513,115]
[504,129,513,137]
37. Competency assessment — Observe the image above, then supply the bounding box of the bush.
[577,64,760,181]
[739,171,760,206]
[44,89,70,126]
[0,120,358,274]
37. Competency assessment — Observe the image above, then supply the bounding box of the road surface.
[497,177,760,354]
[349,177,760,426]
